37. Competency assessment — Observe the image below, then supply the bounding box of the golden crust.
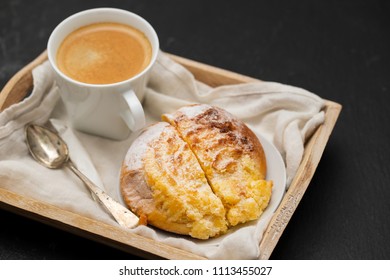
[120,104,273,239]
[120,122,227,239]
[162,104,272,226]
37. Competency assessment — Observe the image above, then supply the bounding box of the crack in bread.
[120,105,273,239]
[162,104,272,227]
[121,122,227,239]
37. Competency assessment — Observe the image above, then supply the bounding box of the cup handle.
[120,90,146,132]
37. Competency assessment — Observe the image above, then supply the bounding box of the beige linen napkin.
[0,51,324,259]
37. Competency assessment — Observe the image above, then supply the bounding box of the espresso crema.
[56,22,152,84]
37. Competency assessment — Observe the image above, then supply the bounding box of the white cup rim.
[47,7,159,88]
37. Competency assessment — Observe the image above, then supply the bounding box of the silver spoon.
[25,123,139,229]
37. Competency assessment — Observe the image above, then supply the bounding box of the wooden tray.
[0,51,342,259]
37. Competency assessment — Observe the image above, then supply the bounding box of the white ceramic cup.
[48,8,159,140]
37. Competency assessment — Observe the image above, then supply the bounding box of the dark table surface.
[1,0,389,260]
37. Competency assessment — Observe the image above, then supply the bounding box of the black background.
[1,0,389,259]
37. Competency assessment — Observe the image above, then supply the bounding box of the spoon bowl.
[25,123,139,229]
[25,124,69,169]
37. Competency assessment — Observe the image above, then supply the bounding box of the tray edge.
[258,100,341,259]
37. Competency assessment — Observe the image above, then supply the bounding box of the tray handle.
[0,51,48,112]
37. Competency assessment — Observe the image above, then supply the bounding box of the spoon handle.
[66,161,139,229]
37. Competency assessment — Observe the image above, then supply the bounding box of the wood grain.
[258,100,341,259]
[0,51,341,259]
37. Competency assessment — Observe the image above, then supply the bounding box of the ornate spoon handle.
[67,161,139,229]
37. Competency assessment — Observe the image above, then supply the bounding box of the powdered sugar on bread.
[123,122,170,170]
[120,104,273,238]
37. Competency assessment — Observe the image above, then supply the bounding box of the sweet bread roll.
[120,104,272,239]
[120,122,228,239]
[162,104,272,227]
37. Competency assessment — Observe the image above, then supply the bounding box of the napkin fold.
[0,51,324,259]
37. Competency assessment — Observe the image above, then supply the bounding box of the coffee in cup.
[47,8,159,140]
[56,22,152,85]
